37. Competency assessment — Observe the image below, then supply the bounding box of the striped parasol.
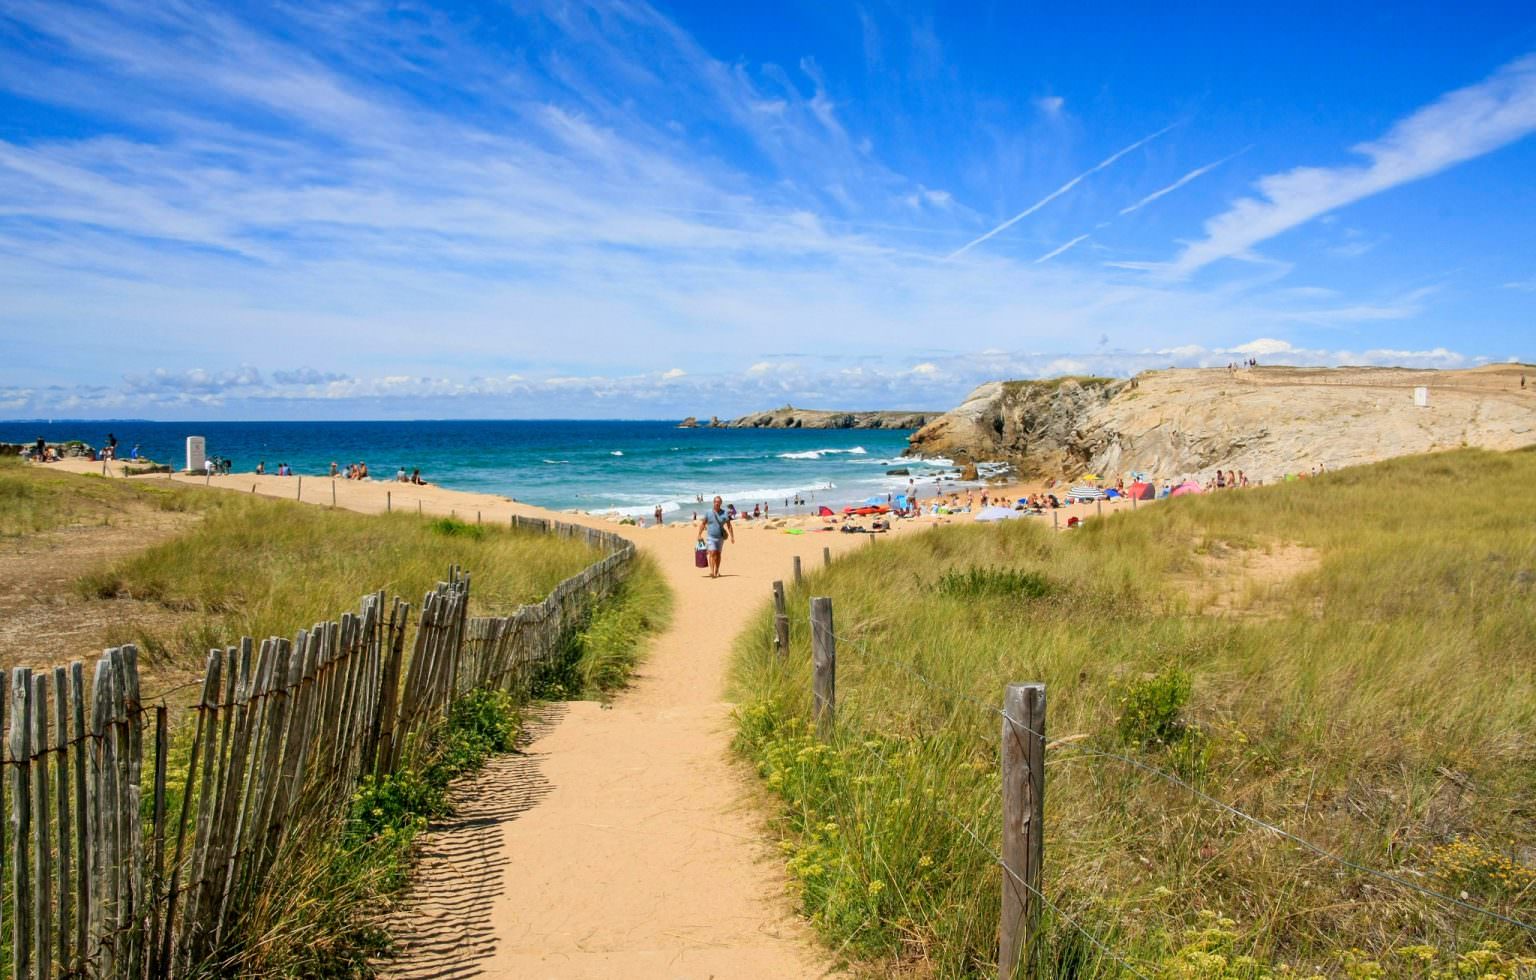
[1068,485,1106,501]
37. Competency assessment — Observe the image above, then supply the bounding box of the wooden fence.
[1,517,633,978]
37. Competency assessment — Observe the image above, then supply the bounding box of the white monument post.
[1413,386,1429,408]
[186,436,206,474]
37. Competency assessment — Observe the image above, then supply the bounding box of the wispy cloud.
[1504,276,1536,291]
[946,124,1174,258]
[1118,149,1243,215]
[1165,54,1536,276]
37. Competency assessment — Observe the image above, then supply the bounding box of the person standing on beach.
[696,495,734,578]
[655,504,664,526]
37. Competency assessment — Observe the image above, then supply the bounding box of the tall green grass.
[731,447,1536,977]
[2,457,674,975]
[80,504,599,671]
[0,454,206,534]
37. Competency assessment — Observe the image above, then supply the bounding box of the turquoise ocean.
[0,420,965,517]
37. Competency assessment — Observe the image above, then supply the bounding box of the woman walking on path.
[696,495,735,578]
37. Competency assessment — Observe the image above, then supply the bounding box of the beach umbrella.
[975,506,1021,522]
[1068,485,1106,501]
[864,494,887,506]
[817,505,834,516]
[1083,473,1100,481]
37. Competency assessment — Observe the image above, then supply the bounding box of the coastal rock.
[905,365,1536,483]
[905,377,1121,474]
[724,405,938,430]
[677,417,698,428]
[1,441,97,458]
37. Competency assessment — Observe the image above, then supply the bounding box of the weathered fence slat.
[51,666,72,976]
[11,668,33,980]
[3,516,632,978]
[31,672,52,980]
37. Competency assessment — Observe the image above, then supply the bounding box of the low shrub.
[1115,666,1193,749]
[937,566,1055,600]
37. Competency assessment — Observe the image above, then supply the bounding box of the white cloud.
[1166,54,1536,276]
[1034,95,1064,118]
[9,339,1500,419]
[1504,276,1536,291]
[661,367,686,379]
[1230,338,1295,355]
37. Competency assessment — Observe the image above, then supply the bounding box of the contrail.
[947,124,1174,259]
[1118,147,1247,216]
[1034,233,1090,264]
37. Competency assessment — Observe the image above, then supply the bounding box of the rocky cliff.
[905,366,1536,481]
[903,377,1122,473]
[722,406,938,429]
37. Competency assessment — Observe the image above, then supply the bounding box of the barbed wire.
[823,629,1148,976]
[832,677,1146,978]
[936,800,1152,979]
[814,617,1536,937]
[1049,747,1536,935]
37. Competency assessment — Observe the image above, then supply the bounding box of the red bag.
[694,543,709,567]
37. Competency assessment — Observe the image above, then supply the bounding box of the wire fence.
[1,515,634,979]
[766,576,1535,978]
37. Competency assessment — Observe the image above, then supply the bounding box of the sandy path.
[459,520,857,979]
[45,462,855,978]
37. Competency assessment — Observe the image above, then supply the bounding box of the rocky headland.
[708,406,939,430]
[905,365,1536,481]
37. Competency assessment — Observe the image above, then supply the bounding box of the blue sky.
[2,1,1535,419]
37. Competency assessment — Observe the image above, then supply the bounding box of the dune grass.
[78,501,600,672]
[2,455,674,975]
[731,446,1536,978]
[0,454,207,534]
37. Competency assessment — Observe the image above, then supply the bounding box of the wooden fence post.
[297,476,302,500]
[998,682,1045,980]
[792,555,803,587]
[52,666,72,975]
[32,673,51,980]
[809,598,834,739]
[1052,511,1058,531]
[823,546,831,568]
[1096,499,1102,518]
[771,581,789,659]
[11,667,33,979]
[332,480,337,506]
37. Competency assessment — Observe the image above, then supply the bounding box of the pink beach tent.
[1170,481,1204,497]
